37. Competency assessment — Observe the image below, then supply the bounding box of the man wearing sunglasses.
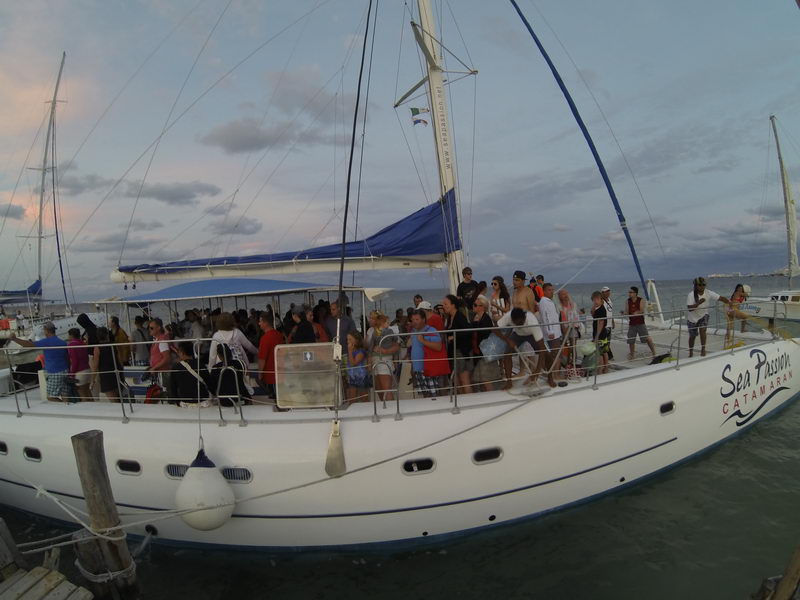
[144,318,172,375]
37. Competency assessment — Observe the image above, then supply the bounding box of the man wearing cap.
[417,300,444,331]
[11,322,71,401]
[687,277,730,357]
[511,270,537,313]
[456,267,480,310]
[600,286,615,360]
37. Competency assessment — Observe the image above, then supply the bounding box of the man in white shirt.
[538,283,563,378]
[686,277,730,358]
[495,308,555,388]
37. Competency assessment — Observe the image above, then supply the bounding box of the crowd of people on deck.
[6,271,751,403]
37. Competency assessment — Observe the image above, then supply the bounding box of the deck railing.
[0,302,786,423]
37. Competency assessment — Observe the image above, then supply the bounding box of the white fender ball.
[175,449,235,531]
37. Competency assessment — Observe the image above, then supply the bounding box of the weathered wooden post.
[71,429,139,599]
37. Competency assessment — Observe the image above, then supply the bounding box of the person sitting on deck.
[11,322,70,401]
[208,343,251,406]
[169,341,210,405]
[208,312,258,371]
[686,277,730,358]
[495,307,555,388]
[288,305,316,344]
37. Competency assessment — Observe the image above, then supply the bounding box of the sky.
[1,0,799,302]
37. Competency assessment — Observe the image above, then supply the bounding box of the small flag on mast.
[410,107,429,126]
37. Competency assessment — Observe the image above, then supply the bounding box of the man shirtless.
[511,270,537,313]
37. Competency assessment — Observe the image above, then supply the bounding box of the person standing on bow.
[687,277,730,358]
[623,286,656,360]
[130,316,151,366]
[489,276,511,323]
[442,294,473,394]
[538,283,563,379]
[511,270,537,313]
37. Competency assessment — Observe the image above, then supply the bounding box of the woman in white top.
[207,312,258,371]
[489,276,511,323]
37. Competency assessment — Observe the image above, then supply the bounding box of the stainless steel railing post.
[450,330,460,415]
[5,348,22,418]
[675,311,682,370]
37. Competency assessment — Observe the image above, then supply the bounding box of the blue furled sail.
[0,280,42,305]
[111,190,461,283]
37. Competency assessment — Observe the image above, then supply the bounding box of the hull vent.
[165,464,189,479]
[222,467,253,483]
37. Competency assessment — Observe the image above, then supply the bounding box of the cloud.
[198,116,347,154]
[204,202,238,216]
[0,203,25,220]
[134,181,220,206]
[553,223,572,232]
[634,215,679,230]
[118,219,163,231]
[57,171,220,206]
[72,233,162,253]
[206,218,263,235]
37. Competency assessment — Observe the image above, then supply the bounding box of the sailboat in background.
[0,53,104,346]
[741,115,800,323]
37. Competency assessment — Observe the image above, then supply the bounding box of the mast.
[770,115,799,287]
[413,0,464,294]
[35,52,66,312]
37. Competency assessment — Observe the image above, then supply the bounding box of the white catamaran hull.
[0,339,796,550]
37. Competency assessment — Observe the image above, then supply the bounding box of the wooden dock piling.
[71,430,138,600]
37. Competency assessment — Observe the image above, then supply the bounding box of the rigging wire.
[50,106,70,307]
[352,1,381,286]
[337,0,374,305]
[753,122,774,273]
[57,0,207,197]
[527,0,666,261]
[51,0,334,283]
[214,1,321,259]
[119,0,234,266]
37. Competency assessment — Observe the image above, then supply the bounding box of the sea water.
[2,275,799,598]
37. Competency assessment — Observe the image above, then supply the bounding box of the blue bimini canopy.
[107,278,386,304]
[0,279,42,305]
[111,190,461,283]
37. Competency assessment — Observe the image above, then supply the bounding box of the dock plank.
[25,582,76,600]
[0,566,47,599]
[0,571,26,595]
[63,587,92,600]
[16,570,64,600]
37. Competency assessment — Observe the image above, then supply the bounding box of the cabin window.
[116,460,141,475]
[165,464,188,479]
[660,401,675,415]
[23,447,41,462]
[222,467,252,483]
[403,458,435,475]
[0,442,7,455]
[472,447,503,465]
[792,296,800,303]
[771,296,778,301]
[780,296,789,301]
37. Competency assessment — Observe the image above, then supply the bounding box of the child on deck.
[346,331,370,402]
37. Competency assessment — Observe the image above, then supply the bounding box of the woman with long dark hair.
[489,276,511,323]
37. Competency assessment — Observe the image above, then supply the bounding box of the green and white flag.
[410,107,429,117]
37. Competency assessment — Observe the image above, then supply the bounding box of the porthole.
[165,464,188,479]
[659,401,675,416]
[472,447,503,465]
[0,442,7,455]
[23,447,41,462]
[116,460,141,475]
[222,467,252,484]
[402,458,435,475]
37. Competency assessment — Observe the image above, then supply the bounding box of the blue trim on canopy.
[117,278,341,304]
[118,191,461,276]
